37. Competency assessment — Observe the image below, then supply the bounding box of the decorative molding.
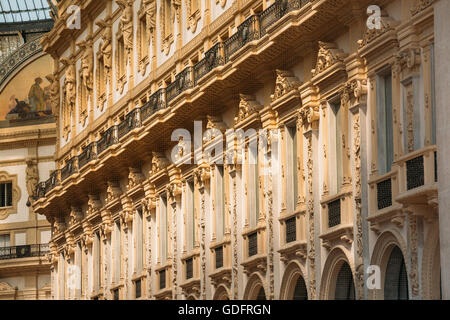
[60,57,76,141]
[186,0,201,33]
[358,11,399,48]
[77,40,94,126]
[0,171,21,220]
[312,41,347,77]
[270,69,302,102]
[234,94,262,124]
[411,0,434,16]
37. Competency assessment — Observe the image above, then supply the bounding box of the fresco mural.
[0,54,54,124]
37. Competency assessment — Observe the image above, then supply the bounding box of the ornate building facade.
[0,0,56,300]
[33,0,446,300]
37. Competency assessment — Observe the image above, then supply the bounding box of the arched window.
[334,262,355,300]
[256,287,266,300]
[384,246,409,300]
[292,276,308,300]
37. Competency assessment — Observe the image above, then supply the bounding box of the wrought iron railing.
[377,178,392,210]
[159,269,166,290]
[96,126,118,155]
[140,89,166,122]
[406,155,425,190]
[194,42,225,84]
[45,170,59,194]
[224,15,260,62]
[328,199,341,228]
[285,217,297,243]
[166,67,193,103]
[215,246,224,269]
[248,232,258,257]
[118,108,140,140]
[0,244,49,260]
[185,258,193,280]
[61,157,77,181]
[78,142,97,169]
[35,182,46,199]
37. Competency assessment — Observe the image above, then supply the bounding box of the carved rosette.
[270,69,301,102]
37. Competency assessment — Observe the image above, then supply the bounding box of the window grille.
[334,263,355,300]
[406,156,424,190]
[215,246,223,269]
[248,232,258,257]
[328,199,341,228]
[384,246,409,300]
[285,217,297,243]
[377,179,392,210]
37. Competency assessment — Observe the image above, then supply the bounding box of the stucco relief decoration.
[312,41,347,77]
[203,115,227,143]
[234,94,262,124]
[0,172,21,220]
[358,11,399,48]
[86,194,102,216]
[151,152,170,174]
[69,206,84,226]
[137,0,156,75]
[127,167,145,189]
[96,19,113,77]
[61,57,76,141]
[186,0,201,33]
[411,0,434,16]
[117,0,134,61]
[160,0,177,55]
[270,69,301,102]
[77,40,94,126]
[100,210,114,237]
[216,0,226,8]
[25,158,39,198]
[194,162,211,190]
[105,180,122,203]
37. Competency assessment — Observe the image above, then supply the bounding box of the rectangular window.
[0,182,12,208]
[164,0,172,36]
[135,279,141,299]
[377,70,394,174]
[431,43,436,145]
[160,195,168,263]
[118,36,126,77]
[94,232,101,292]
[139,16,148,58]
[114,221,121,284]
[0,234,10,247]
[329,101,343,193]
[286,125,298,212]
[248,146,259,228]
[215,166,225,241]
[186,181,195,251]
[136,207,143,274]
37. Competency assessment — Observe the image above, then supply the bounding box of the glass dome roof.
[0,0,52,24]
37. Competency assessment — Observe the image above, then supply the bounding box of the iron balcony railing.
[248,232,258,257]
[140,89,166,122]
[377,178,392,210]
[35,182,46,199]
[0,244,49,260]
[406,155,425,190]
[118,108,140,140]
[45,170,59,194]
[185,258,193,280]
[61,157,77,181]
[78,142,97,169]
[96,126,118,155]
[224,15,260,62]
[285,216,297,243]
[194,42,225,84]
[166,67,193,103]
[328,199,341,228]
[215,245,224,269]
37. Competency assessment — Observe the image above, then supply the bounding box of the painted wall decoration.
[0,55,54,123]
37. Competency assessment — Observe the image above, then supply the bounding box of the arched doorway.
[213,285,231,300]
[279,262,308,300]
[292,276,308,300]
[384,246,409,300]
[334,262,355,300]
[256,287,266,300]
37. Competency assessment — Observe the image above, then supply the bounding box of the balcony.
[60,157,77,181]
[140,89,166,123]
[320,190,354,250]
[224,15,260,62]
[209,238,232,289]
[166,67,193,103]
[241,226,267,275]
[0,244,49,260]
[118,109,140,141]
[194,42,225,85]
[96,126,118,155]
[154,264,172,299]
[78,142,97,170]
[278,206,307,263]
[180,251,201,298]
[395,145,438,222]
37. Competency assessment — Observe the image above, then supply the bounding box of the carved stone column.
[167,176,181,300]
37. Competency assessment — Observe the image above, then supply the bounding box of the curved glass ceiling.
[0,0,52,24]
